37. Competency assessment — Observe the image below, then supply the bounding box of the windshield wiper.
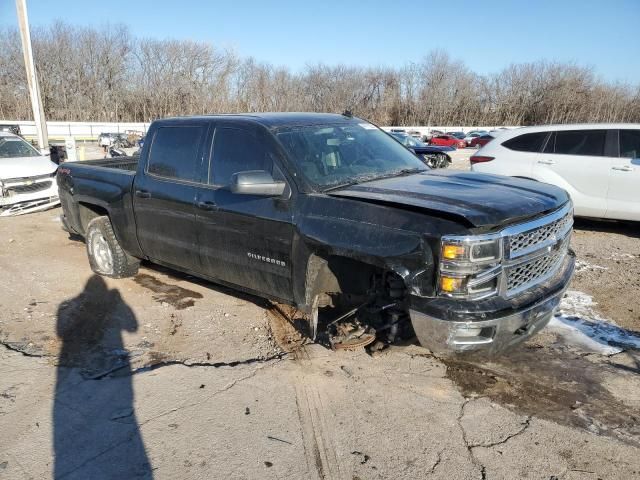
[322,168,426,192]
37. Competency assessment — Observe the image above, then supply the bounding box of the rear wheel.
[86,216,139,278]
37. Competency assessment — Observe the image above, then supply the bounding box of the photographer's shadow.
[53,275,152,479]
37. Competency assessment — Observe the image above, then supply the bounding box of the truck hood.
[328,170,570,229]
[0,155,57,180]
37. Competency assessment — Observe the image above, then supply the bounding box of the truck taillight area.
[469,155,495,164]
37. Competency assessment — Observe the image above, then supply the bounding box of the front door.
[133,123,208,271]
[195,123,295,301]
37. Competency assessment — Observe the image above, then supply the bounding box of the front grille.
[7,180,52,195]
[506,248,564,292]
[509,212,572,257]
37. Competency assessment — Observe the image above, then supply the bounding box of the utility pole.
[15,0,48,154]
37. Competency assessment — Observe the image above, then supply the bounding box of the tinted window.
[553,130,606,156]
[502,132,548,152]
[211,128,273,185]
[620,129,640,158]
[148,126,204,181]
[543,132,555,153]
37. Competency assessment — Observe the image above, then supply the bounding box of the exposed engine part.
[324,271,414,351]
[328,317,376,350]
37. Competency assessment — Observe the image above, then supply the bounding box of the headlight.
[438,236,502,299]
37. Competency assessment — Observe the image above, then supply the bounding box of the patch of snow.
[546,290,640,355]
[574,259,607,273]
[607,252,637,261]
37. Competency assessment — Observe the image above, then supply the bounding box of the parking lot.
[0,148,638,479]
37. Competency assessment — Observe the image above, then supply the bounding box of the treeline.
[1,22,639,126]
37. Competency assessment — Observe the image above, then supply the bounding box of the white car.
[470,124,640,221]
[0,132,59,216]
[463,130,488,146]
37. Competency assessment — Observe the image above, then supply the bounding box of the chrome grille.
[506,248,565,292]
[508,212,572,258]
[7,180,52,195]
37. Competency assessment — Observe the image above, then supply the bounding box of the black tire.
[86,216,139,278]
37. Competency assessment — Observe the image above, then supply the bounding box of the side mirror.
[230,170,286,196]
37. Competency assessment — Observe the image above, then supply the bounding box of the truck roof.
[159,112,360,128]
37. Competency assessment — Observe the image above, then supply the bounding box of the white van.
[470,124,640,221]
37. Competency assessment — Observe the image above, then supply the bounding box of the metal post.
[15,0,48,154]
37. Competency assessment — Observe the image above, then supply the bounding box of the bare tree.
[1,22,638,126]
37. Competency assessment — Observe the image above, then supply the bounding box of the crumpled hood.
[0,155,57,180]
[328,170,570,228]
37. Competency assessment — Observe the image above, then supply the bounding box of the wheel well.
[303,254,409,343]
[305,254,404,309]
[78,202,109,234]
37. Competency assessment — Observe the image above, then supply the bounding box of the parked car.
[0,124,21,137]
[0,132,59,216]
[390,132,453,168]
[58,113,575,355]
[464,131,488,146]
[469,134,494,148]
[446,131,466,140]
[430,134,466,149]
[470,124,640,221]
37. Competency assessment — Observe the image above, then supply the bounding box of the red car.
[429,134,466,149]
[469,134,494,148]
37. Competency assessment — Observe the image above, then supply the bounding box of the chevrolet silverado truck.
[57,113,575,354]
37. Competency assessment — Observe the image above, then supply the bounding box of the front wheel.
[86,216,139,278]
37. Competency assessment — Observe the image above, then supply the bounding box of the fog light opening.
[452,325,495,345]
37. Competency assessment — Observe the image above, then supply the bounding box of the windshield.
[0,137,41,158]
[277,123,427,190]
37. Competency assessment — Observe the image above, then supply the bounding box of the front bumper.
[410,250,575,355]
[0,179,60,217]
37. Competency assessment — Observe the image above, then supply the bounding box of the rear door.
[532,129,612,217]
[607,129,640,220]
[133,123,208,271]
[195,122,295,301]
[499,131,550,177]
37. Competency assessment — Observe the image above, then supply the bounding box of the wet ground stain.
[134,273,203,310]
[443,344,640,446]
[266,303,307,354]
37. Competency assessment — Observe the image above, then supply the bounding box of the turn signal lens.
[440,276,464,293]
[443,244,466,260]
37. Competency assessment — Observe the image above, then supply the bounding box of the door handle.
[537,159,555,165]
[196,201,217,211]
[611,165,633,172]
[135,189,151,198]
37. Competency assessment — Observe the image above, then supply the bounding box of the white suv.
[470,124,640,221]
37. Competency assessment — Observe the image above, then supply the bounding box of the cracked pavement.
[1,209,640,479]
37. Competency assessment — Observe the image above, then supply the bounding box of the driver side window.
[209,127,273,186]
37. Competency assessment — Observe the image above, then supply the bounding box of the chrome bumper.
[411,253,575,355]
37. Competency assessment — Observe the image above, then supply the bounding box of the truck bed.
[72,156,139,171]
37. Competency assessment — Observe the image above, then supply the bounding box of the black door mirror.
[230,170,286,196]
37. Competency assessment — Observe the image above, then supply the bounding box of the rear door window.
[147,126,204,181]
[502,132,549,152]
[210,127,273,185]
[553,130,606,156]
[620,129,640,158]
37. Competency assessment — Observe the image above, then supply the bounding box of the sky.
[1,0,639,83]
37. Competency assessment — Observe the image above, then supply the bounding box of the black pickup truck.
[57,113,575,354]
